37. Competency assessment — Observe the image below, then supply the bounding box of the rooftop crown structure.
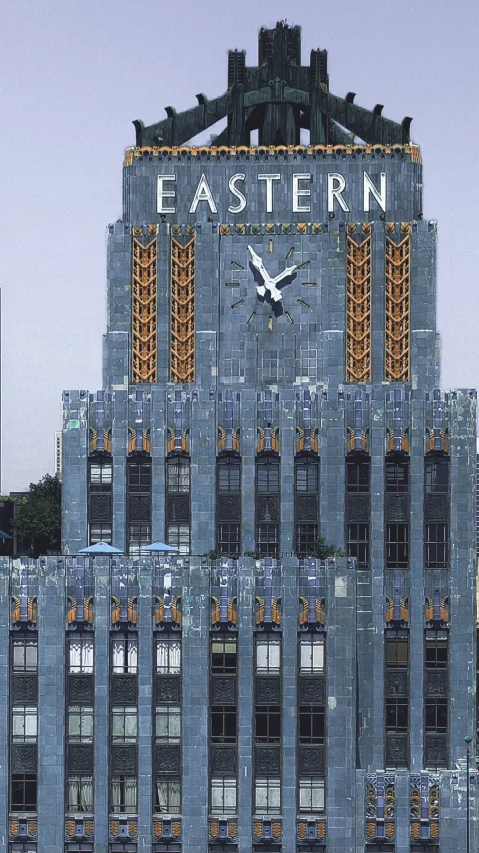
[1,22,477,853]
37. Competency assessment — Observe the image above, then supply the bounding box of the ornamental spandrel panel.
[68,674,94,704]
[11,674,38,704]
[385,734,408,767]
[256,495,280,523]
[347,495,370,523]
[255,746,281,775]
[296,495,318,523]
[386,494,409,523]
[156,675,181,704]
[211,746,237,775]
[211,676,236,705]
[425,494,448,522]
[68,744,94,773]
[89,493,112,523]
[128,494,151,522]
[298,746,324,774]
[299,676,325,705]
[425,735,448,767]
[385,670,408,697]
[155,744,181,774]
[217,495,241,523]
[425,671,447,697]
[111,744,137,773]
[166,494,190,523]
[11,744,37,773]
[255,676,280,704]
[111,674,138,704]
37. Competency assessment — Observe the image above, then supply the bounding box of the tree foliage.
[13,474,61,557]
[312,536,344,559]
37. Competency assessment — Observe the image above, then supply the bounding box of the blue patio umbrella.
[0,529,11,540]
[140,541,179,553]
[79,541,124,554]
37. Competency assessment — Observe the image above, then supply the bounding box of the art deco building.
[2,22,477,853]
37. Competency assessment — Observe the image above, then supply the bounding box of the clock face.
[224,236,317,328]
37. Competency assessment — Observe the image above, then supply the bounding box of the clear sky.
[0,0,478,492]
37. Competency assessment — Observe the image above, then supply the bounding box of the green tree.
[14,474,61,557]
[312,536,344,559]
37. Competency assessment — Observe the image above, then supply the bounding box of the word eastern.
[157,171,388,216]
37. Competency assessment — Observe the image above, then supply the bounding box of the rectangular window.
[256,523,279,558]
[295,457,319,493]
[13,638,38,672]
[12,706,37,742]
[128,522,151,556]
[299,706,325,744]
[211,638,237,674]
[128,459,152,491]
[155,778,181,814]
[255,637,281,674]
[386,523,409,568]
[67,775,93,812]
[425,638,448,668]
[425,458,449,493]
[211,777,237,815]
[425,523,448,569]
[156,638,181,674]
[386,637,408,668]
[217,457,241,492]
[346,458,370,492]
[89,459,113,487]
[217,522,241,557]
[89,522,112,545]
[11,774,37,812]
[68,635,94,673]
[385,460,409,492]
[112,635,138,674]
[425,698,448,733]
[300,636,325,673]
[347,523,369,568]
[385,697,408,732]
[254,777,281,815]
[68,706,94,743]
[255,706,281,743]
[167,458,190,493]
[211,706,237,743]
[295,523,319,556]
[256,457,280,493]
[167,523,190,555]
[112,706,138,743]
[299,777,325,813]
[111,775,137,813]
[155,706,181,743]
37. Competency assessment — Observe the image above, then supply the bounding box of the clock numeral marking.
[225,281,240,287]
[231,260,244,270]
[231,299,244,308]
[297,259,310,269]
[285,311,294,324]
[269,239,273,253]
[267,317,273,331]
[286,246,295,260]
[247,312,256,325]
[297,298,311,308]
[302,281,316,287]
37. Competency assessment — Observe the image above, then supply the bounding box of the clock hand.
[272,263,298,286]
[248,245,281,300]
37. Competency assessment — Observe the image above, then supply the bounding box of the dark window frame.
[211,637,237,675]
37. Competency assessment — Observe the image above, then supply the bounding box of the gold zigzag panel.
[131,236,157,383]
[385,229,411,381]
[170,236,195,383]
[346,234,372,382]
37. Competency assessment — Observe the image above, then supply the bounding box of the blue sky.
[1,0,478,490]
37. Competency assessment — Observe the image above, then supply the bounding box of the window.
[299,706,325,744]
[155,778,181,814]
[89,523,112,545]
[155,706,181,743]
[256,523,279,558]
[254,778,280,815]
[111,776,137,813]
[167,458,190,493]
[386,638,408,668]
[425,699,448,733]
[217,523,241,557]
[346,458,370,492]
[112,706,137,743]
[255,637,280,674]
[295,456,319,493]
[112,635,138,674]
[425,458,449,493]
[386,698,408,732]
[217,457,241,492]
[255,706,281,743]
[11,774,36,812]
[67,775,93,812]
[425,523,448,569]
[211,707,237,743]
[299,777,325,813]
[156,638,181,674]
[347,523,369,568]
[68,635,94,673]
[300,636,325,673]
[386,523,409,568]
[128,459,152,491]
[385,459,409,492]
[128,522,151,556]
[211,777,237,815]
[295,523,318,556]
[89,458,112,487]
[211,638,237,674]
[167,523,190,555]
[425,638,448,668]
[68,706,94,743]
[12,638,37,672]
[12,706,37,742]
[256,457,280,493]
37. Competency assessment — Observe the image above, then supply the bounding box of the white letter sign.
[327,173,350,213]
[292,173,311,213]
[189,173,218,214]
[157,175,176,214]
[228,173,247,214]
[363,171,387,212]
[258,173,281,214]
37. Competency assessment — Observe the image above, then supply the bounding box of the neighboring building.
[1,22,477,853]
[54,431,63,481]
